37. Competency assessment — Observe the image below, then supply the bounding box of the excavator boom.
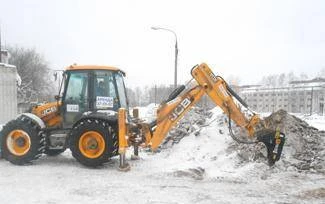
[117,63,285,170]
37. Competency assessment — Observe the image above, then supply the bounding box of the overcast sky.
[1,0,325,87]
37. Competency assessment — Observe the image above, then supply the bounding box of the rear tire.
[69,118,117,167]
[0,116,45,165]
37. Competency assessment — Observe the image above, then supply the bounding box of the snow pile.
[134,103,158,122]
[155,107,265,181]
[136,104,211,147]
[162,107,209,148]
[156,107,325,183]
[300,114,325,131]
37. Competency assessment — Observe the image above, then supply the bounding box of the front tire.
[0,116,45,165]
[69,118,117,167]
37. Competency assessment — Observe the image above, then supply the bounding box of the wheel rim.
[6,130,31,156]
[79,131,105,159]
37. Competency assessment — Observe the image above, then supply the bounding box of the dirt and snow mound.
[231,109,325,172]
[139,103,325,175]
[265,110,325,171]
[162,107,210,148]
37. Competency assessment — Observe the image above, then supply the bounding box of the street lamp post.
[151,26,178,88]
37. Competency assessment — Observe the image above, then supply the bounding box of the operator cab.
[61,65,128,128]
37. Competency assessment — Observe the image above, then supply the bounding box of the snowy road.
[1,108,324,203]
[1,149,324,203]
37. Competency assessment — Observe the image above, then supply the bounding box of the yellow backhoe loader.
[0,63,285,170]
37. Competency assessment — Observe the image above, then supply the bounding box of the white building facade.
[0,50,18,124]
[238,78,325,115]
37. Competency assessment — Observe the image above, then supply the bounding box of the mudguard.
[19,113,46,129]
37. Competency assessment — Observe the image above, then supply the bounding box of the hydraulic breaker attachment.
[255,129,285,166]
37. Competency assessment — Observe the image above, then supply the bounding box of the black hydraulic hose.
[165,85,186,103]
[225,84,249,108]
[227,107,258,144]
[217,75,249,109]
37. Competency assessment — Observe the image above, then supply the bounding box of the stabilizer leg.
[118,152,130,171]
[131,145,140,160]
[118,108,130,171]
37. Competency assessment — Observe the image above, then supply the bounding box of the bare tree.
[299,72,308,80]
[317,67,325,78]
[278,73,286,87]
[8,46,55,103]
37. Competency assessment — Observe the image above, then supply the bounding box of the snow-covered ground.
[298,114,325,131]
[0,107,324,203]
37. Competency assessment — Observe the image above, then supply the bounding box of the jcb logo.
[41,106,57,116]
[169,98,191,121]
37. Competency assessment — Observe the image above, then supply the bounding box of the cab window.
[94,71,118,110]
[65,72,88,105]
[115,73,127,109]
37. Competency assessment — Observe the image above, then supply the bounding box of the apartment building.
[238,78,325,115]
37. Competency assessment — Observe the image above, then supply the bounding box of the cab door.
[62,71,89,128]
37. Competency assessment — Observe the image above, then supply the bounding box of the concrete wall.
[0,64,18,124]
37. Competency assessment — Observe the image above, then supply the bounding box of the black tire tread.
[0,116,45,165]
[69,118,118,167]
